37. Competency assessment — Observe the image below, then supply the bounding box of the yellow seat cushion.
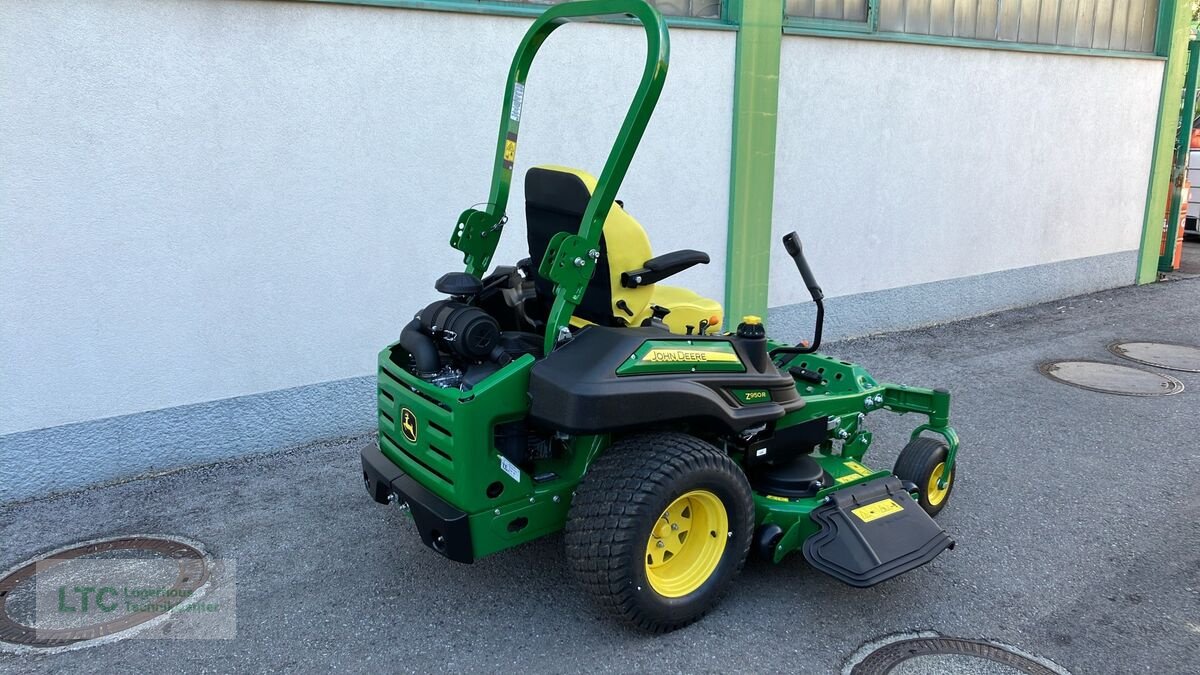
[532,165,723,335]
[643,285,723,335]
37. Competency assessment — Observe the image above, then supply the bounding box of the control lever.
[770,231,825,357]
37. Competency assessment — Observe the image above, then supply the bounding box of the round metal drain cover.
[849,634,1069,675]
[1039,360,1183,396]
[0,535,211,651]
[1107,341,1200,373]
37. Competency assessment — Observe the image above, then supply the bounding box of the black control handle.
[771,231,824,358]
[783,232,823,302]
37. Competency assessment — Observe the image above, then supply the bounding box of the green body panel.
[723,0,783,322]
[377,347,606,557]
[615,339,746,375]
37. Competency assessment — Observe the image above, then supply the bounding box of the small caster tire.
[893,437,955,517]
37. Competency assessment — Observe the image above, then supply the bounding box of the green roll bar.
[448,0,670,354]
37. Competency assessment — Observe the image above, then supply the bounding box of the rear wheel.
[893,437,955,517]
[564,432,753,633]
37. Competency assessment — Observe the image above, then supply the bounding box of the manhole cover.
[847,633,1069,675]
[0,535,211,652]
[1038,360,1183,396]
[1107,341,1200,373]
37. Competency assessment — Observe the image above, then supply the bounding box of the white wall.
[768,35,1161,308]
[0,0,734,434]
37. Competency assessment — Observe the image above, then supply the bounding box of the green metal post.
[1161,40,1200,273]
[724,0,784,322]
[1136,0,1192,283]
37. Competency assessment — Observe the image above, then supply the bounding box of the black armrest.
[620,249,710,288]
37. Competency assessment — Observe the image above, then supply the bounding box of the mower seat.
[525,166,723,334]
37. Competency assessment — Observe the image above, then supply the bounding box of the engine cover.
[528,326,803,435]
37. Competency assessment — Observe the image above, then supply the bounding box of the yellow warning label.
[642,349,740,363]
[851,498,903,523]
[764,494,789,502]
[503,140,516,163]
[835,474,859,484]
[844,460,874,477]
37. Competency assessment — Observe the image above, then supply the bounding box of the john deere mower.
[361,0,960,632]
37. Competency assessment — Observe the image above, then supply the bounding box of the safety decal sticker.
[510,82,524,122]
[851,498,903,523]
[503,132,517,171]
[499,455,521,482]
[844,460,874,477]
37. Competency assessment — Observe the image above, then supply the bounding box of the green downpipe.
[1161,40,1200,273]
[1136,0,1193,283]
[724,0,784,322]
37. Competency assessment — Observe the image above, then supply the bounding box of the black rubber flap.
[802,476,953,587]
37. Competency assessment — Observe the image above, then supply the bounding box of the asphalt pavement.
[2,277,1198,673]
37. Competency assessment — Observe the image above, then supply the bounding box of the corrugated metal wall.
[785,0,870,22]
[787,0,1160,52]
[650,0,722,18]
[528,0,722,18]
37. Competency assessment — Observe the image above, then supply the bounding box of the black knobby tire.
[564,432,754,633]
[893,436,955,517]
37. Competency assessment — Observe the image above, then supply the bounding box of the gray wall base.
[769,250,1138,344]
[0,376,376,504]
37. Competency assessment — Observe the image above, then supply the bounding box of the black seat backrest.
[525,167,615,326]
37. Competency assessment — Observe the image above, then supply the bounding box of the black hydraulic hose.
[769,299,823,357]
[399,318,440,377]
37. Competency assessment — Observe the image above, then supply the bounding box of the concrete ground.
[2,278,1199,674]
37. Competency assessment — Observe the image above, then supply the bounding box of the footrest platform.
[802,476,953,587]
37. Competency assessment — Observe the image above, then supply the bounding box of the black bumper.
[360,442,474,563]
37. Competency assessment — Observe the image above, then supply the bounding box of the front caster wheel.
[893,436,955,517]
[564,432,754,633]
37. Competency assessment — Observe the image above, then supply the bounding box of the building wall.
[767,35,1161,338]
[0,0,734,435]
[0,0,1165,502]
[0,0,734,501]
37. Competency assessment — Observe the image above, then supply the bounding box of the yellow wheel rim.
[927,462,950,506]
[644,489,728,598]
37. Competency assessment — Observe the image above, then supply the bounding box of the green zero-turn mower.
[361,0,960,632]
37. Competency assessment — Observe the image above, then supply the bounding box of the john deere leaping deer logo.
[400,408,418,443]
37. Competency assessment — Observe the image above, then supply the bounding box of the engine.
[397,271,542,390]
